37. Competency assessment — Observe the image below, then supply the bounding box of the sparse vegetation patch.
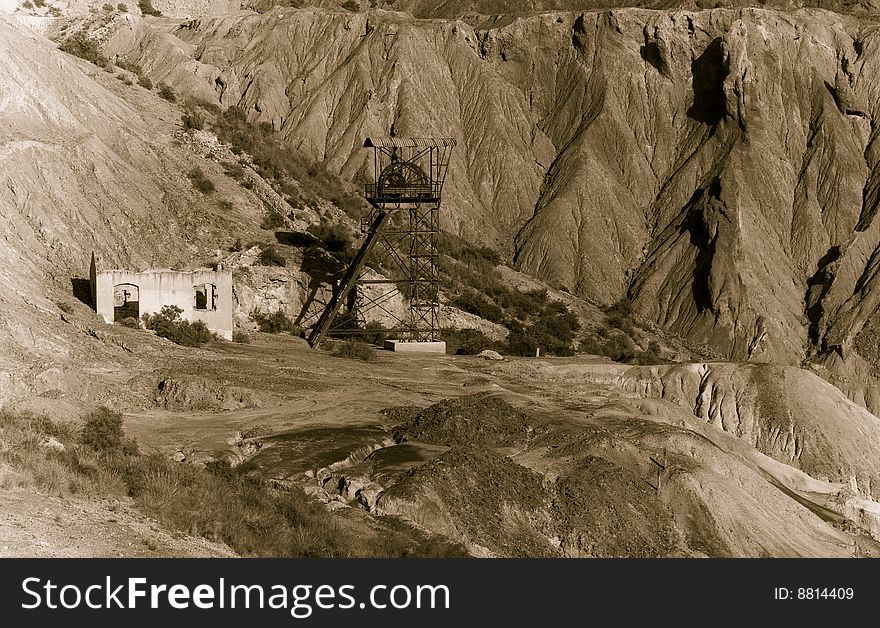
[330,340,377,362]
[142,305,214,347]
[441,328,500,355]
[157,84,176,102]
[439,233,579,356]
[578,298,664,364]
[188,167,216,194]
[251,309,295,333]
[138,0,161,15]
[81,407,138,456]
[210,107,368,219]
[59,34,108,68]
[0,411,466,557]
[257,244,286,267]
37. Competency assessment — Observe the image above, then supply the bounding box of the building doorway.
[113,283,140,321]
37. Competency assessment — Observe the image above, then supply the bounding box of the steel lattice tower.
[302,137,455,347]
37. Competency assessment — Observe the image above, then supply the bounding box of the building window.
[194,284,217,310]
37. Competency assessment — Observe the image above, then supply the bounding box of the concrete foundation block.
[383,340,447,353]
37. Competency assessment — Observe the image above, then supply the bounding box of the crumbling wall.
[93,265,234,340]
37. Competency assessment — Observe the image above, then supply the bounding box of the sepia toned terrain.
[4,0,880,556]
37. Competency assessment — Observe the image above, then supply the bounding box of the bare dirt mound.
[155,375,264,411]
[378,445,555,557]
[390,394,539,448]
[551,456,681,557]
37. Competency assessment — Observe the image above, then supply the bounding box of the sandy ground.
[108,334,879,557]
[6,330,880,557]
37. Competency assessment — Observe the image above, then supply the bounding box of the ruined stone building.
[89,253,233,340]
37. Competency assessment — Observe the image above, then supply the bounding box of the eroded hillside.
[90,7,880,409]
[0,13,274,401]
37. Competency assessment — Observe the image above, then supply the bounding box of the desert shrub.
[490,287,548,321]
[0,412,73,452]
[223,160,248,183]
[258,244,286,267]
[251,309,295,333]
[451,291,504,323]
[573,297,659,363]
[261,210,286,231]
[34,0,45,6]
[605,297,637,336]
[0,411,126,498]
[142,305,213,347]
[308,221,353,254]
[80,407,138,456]
[441,328,498,355]
[331,340,376,362]
[117,59,147,83]
[579,333,639,362]
[138,0,161,15]
[21,1,34,8]
[329,192,368,221]
[230,237,243,252]
[48,5,61,15]
[157,84,176,102]
[118,3,128,10]
[341,0,359,10]
[504,321,539,357]
[439,233,581,356]
[232,330,251,344]
[437,232,501,268]
[504,304,579,357]
[189,167,216,194]
[59,34,108,67]
[119,316,140,329]
[56,301,73,314]
[182,108,205,131]
[358,322,388,345]
[102,2,114,10]
[117,73,133,86]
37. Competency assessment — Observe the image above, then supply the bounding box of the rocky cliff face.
[98,7,880,377]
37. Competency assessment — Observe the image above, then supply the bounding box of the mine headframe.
[302,137,455,348]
